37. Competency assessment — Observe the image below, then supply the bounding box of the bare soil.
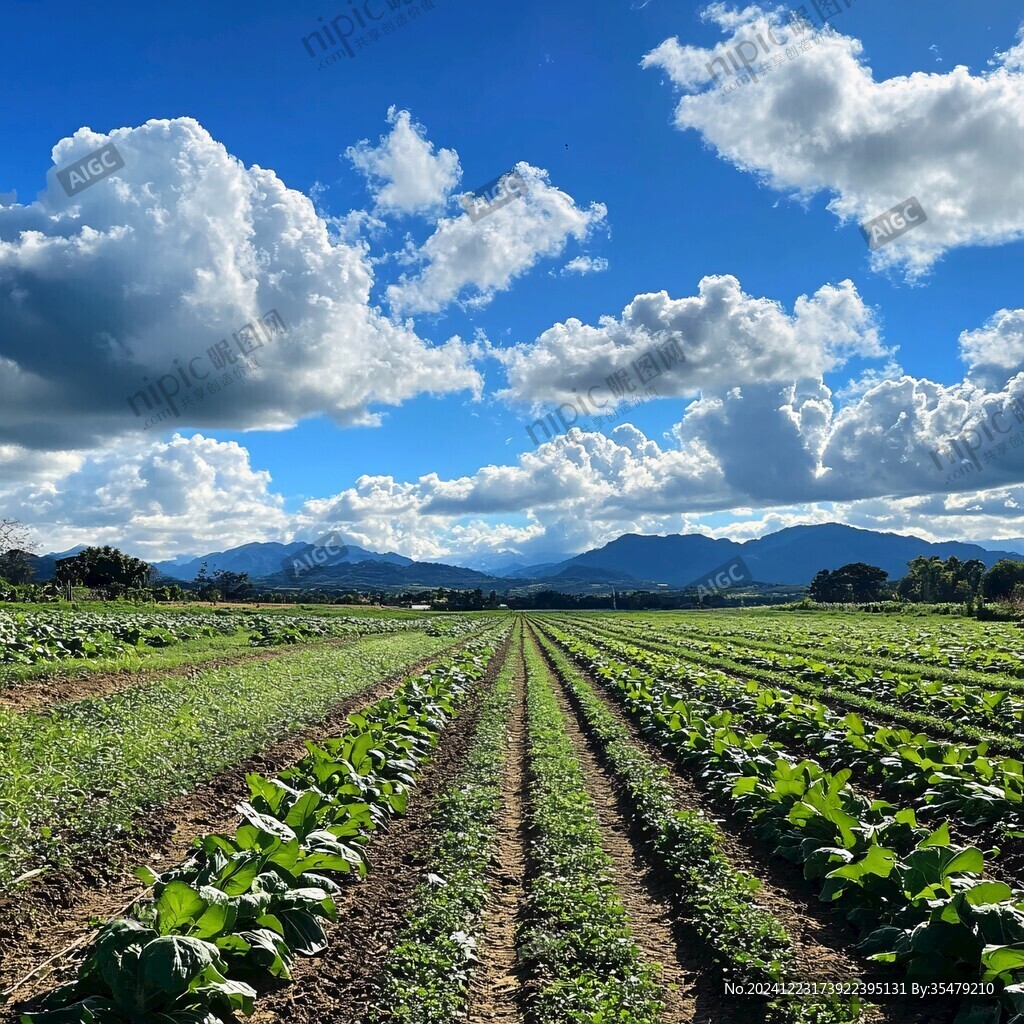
[466,637,528,1024]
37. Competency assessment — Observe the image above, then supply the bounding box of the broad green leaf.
[134,865,160,886]
[139,936,220,997]
[215,856,262,897]
[945,847,985,878]
[283,791,323,836]
[277,908,328,956]
[193,978,256,1015]
[155,882,207,935]
[237,802,296,841]
[965,882,1013,906]
[827,845,896,882]
[982,943,1024,975]
[346,732,375,772]
[191,901,237,940]
[844,712,865,735]
[220,928,292,980]
[245,773,287,813]
[918,823,951,848]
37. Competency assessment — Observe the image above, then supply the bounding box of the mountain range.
[544,524,1021,587]
[980,539,1024,558]
[156,540,412,581]
[22,524,1024,594]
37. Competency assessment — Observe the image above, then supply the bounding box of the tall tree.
[898,555,987,603]
[983,560,1024,601]
[809,563,888,602]
[55,546,155,594]
[211,570,252,601]
[808,569,835,603]
[0,548,35,584]
[192,561,220,601]
[0,518,33,557]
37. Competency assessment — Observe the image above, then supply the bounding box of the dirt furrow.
[466,637,528,1024]
[532,624,955,1024]
[0,637,502,1006]
[248,632,514,1024]
[528,631,708,1024]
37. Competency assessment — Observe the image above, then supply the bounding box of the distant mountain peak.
[22,523,1021,594]
[547,523,1019,587]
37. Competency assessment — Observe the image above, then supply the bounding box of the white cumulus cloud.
[386,163,608,314]
[0,117,481,456]
[497,275,884,408]
[0,434,289,561]
[643,5,1024,276]
[346,107,461,216]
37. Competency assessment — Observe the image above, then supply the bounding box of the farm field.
[1,607,1023,1024]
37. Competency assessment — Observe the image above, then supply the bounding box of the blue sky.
[2,0,1024,564]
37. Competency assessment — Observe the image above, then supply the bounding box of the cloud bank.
[0,117,481,458]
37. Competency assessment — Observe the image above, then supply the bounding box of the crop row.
[0,610,238,665]
[369,624,670,1024]
[559,615,1024,757]
[554,618,1023,840]
[528,626,861,1024]
[534,621,1024,1023]
[580,616,1024,735]
[653,621,1024,698]
[18,632,505,1023]
[519,631,663,1023]
[685,634,1024,733]
[0,608,439,667]
[368,625,519,1023]
[0,628,484,891]
[646,613,1024,679]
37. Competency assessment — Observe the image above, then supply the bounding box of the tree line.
[0,538,509,609]
[808,556,1024,605]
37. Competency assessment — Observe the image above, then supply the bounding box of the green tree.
[808,569,835,603]
[898,555,987,604]
[808,563,888,603]
[55,546,155,595]
[211,570,253,601]
[963,559,987,596]
[983,560,1024,601]
[898,556,939,602]
[0,548,35,584]
[192,561,225,601]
